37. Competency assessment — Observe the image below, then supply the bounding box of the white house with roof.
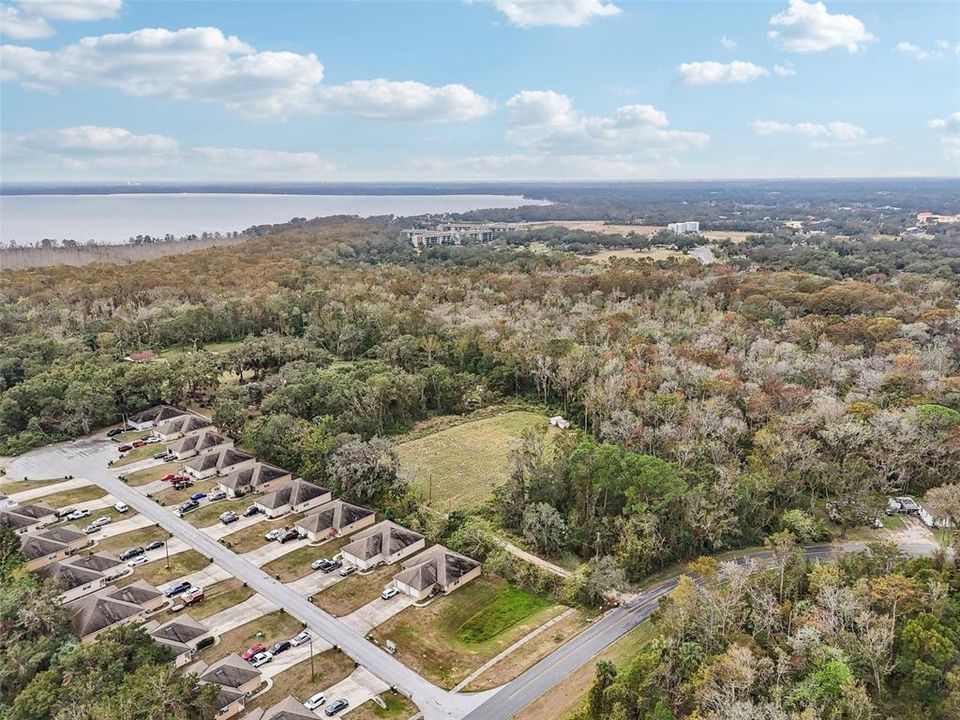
[340,520,426,571]
[391,545,481,600]
[253,479,331,519]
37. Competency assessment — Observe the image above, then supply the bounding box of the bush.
[195,636,215,650]
[780,509,826,544]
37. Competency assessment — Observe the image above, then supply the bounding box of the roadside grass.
[348,692,417,720]
[457,586,551,644]
[199,611,303,663]
[122,462,182,486]
[33,484,107,509]
[368,575,567,688]
[245,653,355,711]
[123,549,210,586]
[186,498,249,528]
[88,524,167,555]
[262,545,329,583]
[152,477,218,506]
[222,514,304,555]
[311,564,395,617]
[113,445,161,467]
[396,410,556,511]
[0,477,72,492]
[151,578,254,625]
[113,429,152,443]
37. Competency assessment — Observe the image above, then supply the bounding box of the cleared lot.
[152,477,218,505]
[244,653,355,712]
[119,549,211,586]
[150,578,254,624]
[262,537,351,583]
[122,461,182,486]
[186,497,248,528]
[220,514,304,554]
[199,610,303,663]
[88,524,168,555]
[33,484,107,508]
[312,565,395,617]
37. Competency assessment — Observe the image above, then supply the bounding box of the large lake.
[0,193,549,245]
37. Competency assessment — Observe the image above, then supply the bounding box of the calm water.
[0,193,548,245]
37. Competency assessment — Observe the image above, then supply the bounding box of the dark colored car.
[178,499,199,514]
[173,480,192,490]
[270,640,291,655]
[321,559,342,574]
[165,581,192,598]
[144,540,165,551]
[242,505,262,517]
[118,444,133,452]
[278,529,300,544]
[324,699,349,717]
[153,451,170,460]
[106,427,123,437]
[190,492,207,501]
[118,546,145,561]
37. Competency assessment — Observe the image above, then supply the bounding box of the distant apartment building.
[403,222,525,249]
[667,221,700,235]
[917,211,960,226]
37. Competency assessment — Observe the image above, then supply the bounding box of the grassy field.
[123,549,210,586]
[396,410,555,511]
[113,429,153,443]
[457,586,551,643]
[150,578,254,624]
[369,576,566,688]
[113,445,162,467]
[245,653,356,712]
[587,248,689,263]
[262,544,330,583]
[152,477,218,505]
[89,524,167,555]
[312,564,395,617]
[185,498,249,528]
[199,611,303,663]
[348,692,418,720]
[123,461,182,486]
[222,514,304,554]
[33,484,107,508]
[0,477,71,493]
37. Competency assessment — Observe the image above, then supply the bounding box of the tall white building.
[403,222,525,249]
[667,221,700,235]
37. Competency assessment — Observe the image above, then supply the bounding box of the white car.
[381,586,399,600]
[127,555,148,568]
[290,630,310,647]
[250,651,272,668]
[90,516,112,528]
[145,437,161,444]
[83,524,102,535]
[304,692,326,710]
[113,501,129,513]
[67,509,91,521]
[264,528,285,541]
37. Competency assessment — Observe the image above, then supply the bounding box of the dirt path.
[497,539,571,578]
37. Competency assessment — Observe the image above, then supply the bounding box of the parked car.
[132,439,147,448]
[177,500,199,515]
[381,586,399,601]
[322,559,343,574]
[182,587,205,605]
[118,546,145,561]
[219,511,239,525]
[242,644,267,661]
[190,492,207,502]
[304,692,326,710]
[278,529,300,544]
[83,524,102,535]
[165,581,192,598]
[90,516,111,528]
[338,565,357,577]
[127,555,148,568]
[118,444,133,452]
[311,558,331,571]
[243,505,262,517]
[270,639,291,655]
[106,427,124,437]
[66,508,91,521]
[251,651,272,668]
[324,699,349,717]
[58,507,76,519]
[173,480,192,490]
[145,437,161,444]
[161,473,177,482]
[264,528,285,541]
[208,490,227,502]
[113,501,129,513]
[153,451,170,460]
[145,540,165,551]
[290,630,311,647]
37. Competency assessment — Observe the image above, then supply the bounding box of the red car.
[118,444,133,452]
[242,644,266,662]
[161,473,177,482]
[132,439,147,448]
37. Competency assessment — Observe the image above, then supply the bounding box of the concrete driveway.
[204,593,279,636]
[320,667,391,717]
[341,593,415,636]
[162,562,232,592]
[5,477,92,504]
[203,512,266,540]
[241,536,311,567]
[288,569,345,597]
[96,513,154,538]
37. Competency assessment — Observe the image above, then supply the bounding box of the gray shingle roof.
[37,560,103,589]
[65,589,143,637]
[295,499,373,535]
[221,462,289,492]
[9,503,56,520]
[105,579,162,605]
[394,545,480,592]
[129,405,186,425]
[257,479,329,510]
[67,552,123,572]
[149,613,208,644]
[157,414,212,437]
[342,520,423,562]
[262,696,317,720]
[200,653,261,689]
[36,525,86,544]
[21,535,68,560]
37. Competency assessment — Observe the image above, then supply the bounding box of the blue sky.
[1,0,957,181]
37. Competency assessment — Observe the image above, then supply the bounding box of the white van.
[113,501,129,513]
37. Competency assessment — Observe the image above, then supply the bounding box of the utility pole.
[308,636,315,680]
[165,532,171,569]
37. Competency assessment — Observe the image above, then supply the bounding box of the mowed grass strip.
[123,461,182,487]
[89,524,167,555]
[185,498,249,528]
[456,586,551,644]
[396,411,553,511]
[245,653,355,711]
[261,545,324,583]
[311,564,395,617]
[347,692,417,720]
[222,513,304,555]
[1,478,71,493]
[123,549,210,586]
[199,611,303,663]
[152,477,218,505]
[151,578,254,624]
[113,445,163,467]
[33,484,107,508]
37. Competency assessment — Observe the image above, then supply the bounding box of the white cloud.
[895,41,931,60]
[773,60,797,76]
[928,111,960,161]
[0,26,493,121]
[928,111,960,133]
[677,60,769,85]
[1,125,335,178]
[486,0,621,28]
[720,35,737,49]
[0,0,121,38]
[896,39,959,60]
[315,79,493,122]
[768,0,875,53]
[751,119,884,147]
[410,152,675,180]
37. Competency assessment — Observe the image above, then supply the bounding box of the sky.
[0,0,958,182]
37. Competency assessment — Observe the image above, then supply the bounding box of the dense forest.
[2,211,959,716]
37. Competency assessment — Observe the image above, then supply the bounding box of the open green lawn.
[312,564,395,617]
[369,575,566,688]
[221,514,304,555]
[262,536,350,583]
[150,578,254,625]
[122,462,183,487]
[113,445,162,467]
[122,549,210,586]
[152,477,218,505]
[348,692,418,720]
[0,477,71,493]
[113,429,153,443]
[396,410,556,511]
[199,611,303,663]
[245,653,356,712]
[185,498,249,528]
[88,525,167,555]
[33,484,107,509]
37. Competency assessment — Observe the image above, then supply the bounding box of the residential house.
[157,414,213,442]
[169,430,233,461]
[2,503,58,532]
[392,545,481,600]
[124,350,157,363]
[145,613,209,667]
[127,405,187,430]
[36,559,108,603]
[0,509,41,535]
[340,520,426,571]
[253,479,331,519]
[65,586,150,643]
[185,448,255,480]
[295,499,375,542]
[105,579,165,613]
[252,695,319,720]
[214,687,249,720]
[218,462,292,498]
[200,653,263,696]
[67,551,126,577]
[20,524,89,570]
[0,494,10,510]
